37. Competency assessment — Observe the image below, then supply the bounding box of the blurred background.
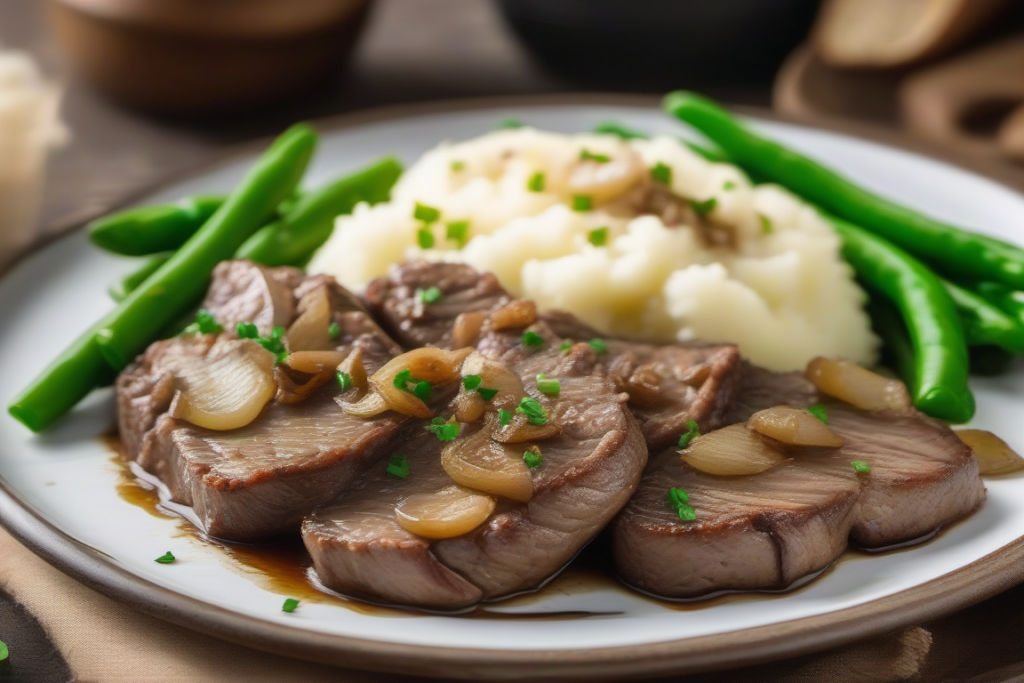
[6,0,1024,243]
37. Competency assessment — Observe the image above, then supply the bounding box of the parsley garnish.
[723,180,736,190]
[413,381,432,402]
[155,551,176,564]
[689,197,717,216]
[523,446,543,469]
[478,387,498,401]
[851,460,871,474]
[0,640,7,663]
[447,220,470,246]
[463,374,482,391]
[667,487,696,521]
[579,149,610,163]
[387,454,410,478]
[181,309,223,336]
[416,227,434,249]
[536,374,560,397]
[450,160,465,172]
[328,321,340,339]
[559,340,573,353]
[651,162,672,186]
[282,598,300,613]
[522,330,544,348]
[426,416,460,442]
[413,202,441,224]
[677,419,700,449]
[394,368,431,401]
[237,322,287,363]
[588,227,608,246]
[807,404,828,424]
[588,338,608,354]
[528,172,545,193]
[498,408,512,426]
[759,214,773,235]
[517,396,549,426]
[417,286,443,304]
[572,195,593,212]
[237,322,258,339]
[498,118,524,129]
[336,371,352,391]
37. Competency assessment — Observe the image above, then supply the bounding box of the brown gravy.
[105,434,946,619]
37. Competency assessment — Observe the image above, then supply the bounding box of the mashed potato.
[309,128,877,370]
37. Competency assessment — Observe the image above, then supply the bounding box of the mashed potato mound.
[309,128,877,370]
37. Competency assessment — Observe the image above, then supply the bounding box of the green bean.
[593,121,648,140]
[8,124,318,433]
[664,90,1024,289]
[828,215,974,423]
[109,254,171,302]
[942,279,1024,353]
[88,195,225,256]
[236,156,403,266]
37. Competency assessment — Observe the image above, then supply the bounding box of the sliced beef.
[117,260,405,541]
[303,324,648,610]
[613,368,985,598]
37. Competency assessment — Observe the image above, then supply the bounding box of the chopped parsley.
[677,419,700,449]
[328,321,341,339]
[413,202,441,224]
[572,195,593,212]
[651,162,672,186]
[523,446,543,469]
[851,460,871,474]
[155,551,176,564]
[417,286,443,304]
[559,340,574,353]
[498,408,513,426]
[478,387,499,401]
[587,338,608,354]
[236,322,287,363]
[447,220,470,246]
[387,454,410,478]
[527,172,545,193]
[807,404,829,424]
[579,148,611,163]
[413,381,432,402]
[517,396,549,426]
[667,487,696,521]
[426,416,460,442]
[689,197,717,216]
[282,598,300,613]
[336,371,352,391]
[0,640,7,663]
[394,368,431,401]
[521,330,544,348]
[723,180,736,190]
[450,160,465,172]
[181,309,223,336]
[587,226,609,246]
[536,373,560,397]
[498,118,524,129]
[462,374,483,391]
[759,214,773,235]
[416,227,435,249]
[236,321,259,339]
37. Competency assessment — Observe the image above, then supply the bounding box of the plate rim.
[3,93,1024,681]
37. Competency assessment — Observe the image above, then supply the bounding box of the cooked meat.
[364,261,511,349]
[117,261,405,541]
[613,389,985,598]
[724,362,820,424]
[303,324,648,610]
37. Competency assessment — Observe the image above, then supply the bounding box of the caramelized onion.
[806,357,912,413]
[362,347,472,419]
[441,428,533,502]
[568,147,645,204]
[680,424,787,476]
[748,406,843,449]
[452,311,486,349]
[454,390,486,423]
[336,390,389,418]
[492,413,559,443]
[460,352,525,411]
[285,284,333,352]
[490,300,538,331]
[285,350,346,374]
[395,486,496,539]
[170,340,275,430]
[957,429,1024,476]
[274,366,333,404]
[337,347,368,394]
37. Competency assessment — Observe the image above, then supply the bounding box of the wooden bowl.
[46,0,372,116]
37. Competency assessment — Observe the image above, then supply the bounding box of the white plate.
[2,97,1024,680]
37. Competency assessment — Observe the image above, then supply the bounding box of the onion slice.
[681,424,787,476]
[337,347,368,394]
[957,429,1024,476]
[441,427,533,502]
[285,284,333,352]
[452,311,486,349]
[492,413,559,443]
[806,357,912,413]
[748,406,843,448]
[490,300,538,331]
[170,339,275,430]
[460,352,525,411]
[395,486,496,539]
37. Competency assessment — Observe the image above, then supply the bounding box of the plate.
[3,97,1024,681]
